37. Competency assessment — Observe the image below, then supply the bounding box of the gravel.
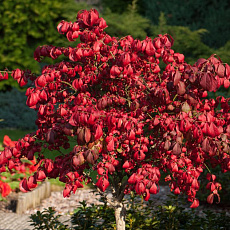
[24,186,173,216]
[24,185,230,218]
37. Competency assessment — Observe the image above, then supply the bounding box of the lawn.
[0,128,95,188]
[0,128,35,150]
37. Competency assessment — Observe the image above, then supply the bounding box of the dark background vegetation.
[0,0,230,129]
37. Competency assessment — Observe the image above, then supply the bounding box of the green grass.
[48,178,66,187]
[0,128,96,189]
[0,128,35,150]
[0,128,35,142]
[48,178,94,189]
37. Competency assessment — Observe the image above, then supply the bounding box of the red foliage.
[0,9,230,207]
[0,180,11,197]
[0,136,39,197]
[3,135,16,147]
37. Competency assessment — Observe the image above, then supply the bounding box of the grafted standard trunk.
[114,202,126,230]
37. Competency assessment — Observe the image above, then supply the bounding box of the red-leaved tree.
[0,9,230,229]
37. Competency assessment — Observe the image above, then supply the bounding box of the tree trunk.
[114,202,126,230]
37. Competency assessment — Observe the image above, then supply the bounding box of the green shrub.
[71,194,230,229]
[140,0,230,49]
[103,0,150,40]
[29,194,230,229]
[29,207,70,230]
[0,0,90,90]
[0,88,37,129]
[151,12,214,65]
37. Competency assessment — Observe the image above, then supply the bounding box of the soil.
[0,192,19,213]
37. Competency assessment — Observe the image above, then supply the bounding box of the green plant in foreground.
[29,207,70,230]
[29,194,230,230]
[71,199,115,230]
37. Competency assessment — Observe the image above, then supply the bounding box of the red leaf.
[110,65,121,76]
[93,41,101,52]
[177,81,186,95]
[164,140,171,150]
[226,63,230,77]
[149,183,158,194]
[107,138,114,151]
[27,176,38,190]
[69,114,77,126]
[215,63,225,78]
[174,70,181,86]
[84,127,91,143]
[36,75,47,88]
[135,181,145,195]
[174,187,180,195]
[208,123,220,138]
[143,189,150,201]
[123,160,133,169]
[145,40,155,56]
[122,53,131,66]
[99,18,107,29]
[19,178,30,193]
[63,184,72,197]
[7,159,15,169]
[96,177,109,192]
[95,125,103,140]
[223,79,230,88]
[153,118,160,126]
[190,199,199,208]
[12,69,22,80]
[26,92,39,108]
[3,135,15,147]
[72,31,79,39]
[202,123,209,135]
[134,150,145,161]
[191,178,199,190]
[89,9,99,26]
[172,143,181,155]
[207,193,214,204]
[5,148,13,159]
[200,73,218,91]
[0,182,11,197]
[105,162,115,173]
[46,129,56,144]
[36,170,47,181]
[129,129,135,140]
[85,151,95,164]
[171,163,178,172]
[72,154,85,167]
[40,90,48,101]
[0,72,8,80]
[128,173,137,184]
[0,150,9,165]
[44,159,54,173]
[202,138,211,152]
[174,53,184,63]
[97,167,105,175]
[77,128,85,144]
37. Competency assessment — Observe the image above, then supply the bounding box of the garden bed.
[0,181,51,214]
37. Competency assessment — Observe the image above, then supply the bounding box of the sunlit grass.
[0,128,35,142]
[0,129,95,189]
[0,128,35,150]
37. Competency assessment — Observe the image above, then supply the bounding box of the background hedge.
[0,88,37,130]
